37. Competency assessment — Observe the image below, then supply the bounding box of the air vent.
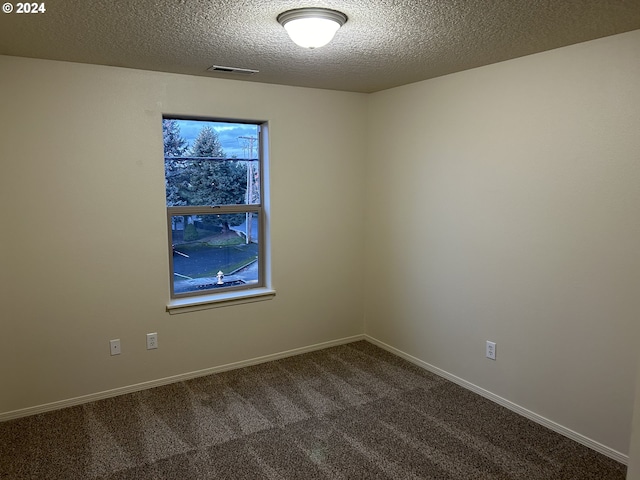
[207,65,259,75]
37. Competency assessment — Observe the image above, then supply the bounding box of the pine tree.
[162,119,189,157]
[162,119,189,208]
[190,126,224,157]
[189,126,247,232]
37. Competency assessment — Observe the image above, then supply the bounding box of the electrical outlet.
[110,339,121,356]
[486,341,496,360]
[146,332,158,350]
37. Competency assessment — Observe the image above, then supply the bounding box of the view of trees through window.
[163,118,262,297]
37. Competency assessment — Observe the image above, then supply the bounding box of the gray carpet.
[0,341,627,479]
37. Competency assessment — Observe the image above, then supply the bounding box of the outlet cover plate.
[110,339,121,356]
[147,332,158,350]
[486,341,496,360]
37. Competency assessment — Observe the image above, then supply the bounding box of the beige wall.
[629,354,640,478]
[0,56,367,414]
[1,29,639,461]
[364,30,640,456]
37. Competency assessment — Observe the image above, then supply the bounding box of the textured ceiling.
[1,0,639,93]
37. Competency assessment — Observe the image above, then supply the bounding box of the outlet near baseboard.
[486,341,496,360]
[146,332,158,350]
[110,339,121,356]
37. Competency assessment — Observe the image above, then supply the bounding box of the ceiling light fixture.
[277,8,347,49]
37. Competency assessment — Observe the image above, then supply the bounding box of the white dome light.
[278,8,347,49]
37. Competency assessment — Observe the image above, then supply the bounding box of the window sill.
[166,288,276,315]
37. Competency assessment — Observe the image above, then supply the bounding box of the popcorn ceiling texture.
[0,0,639,92]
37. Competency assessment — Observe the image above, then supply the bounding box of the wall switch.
[110,339,121,356]
[146,332,158,350]
[486,341,496,360]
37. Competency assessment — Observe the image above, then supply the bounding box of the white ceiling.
[1,0,639,93]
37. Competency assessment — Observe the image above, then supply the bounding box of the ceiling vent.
[207,65,259,75]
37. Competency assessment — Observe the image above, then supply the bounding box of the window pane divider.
[168,205,260,215]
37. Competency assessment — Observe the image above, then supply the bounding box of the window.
[163,117,268,303]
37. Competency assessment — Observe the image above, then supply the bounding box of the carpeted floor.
[0,341,627,479]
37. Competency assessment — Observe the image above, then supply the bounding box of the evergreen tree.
[163,119,188,157]
[189,126,247,232]
[190,126,224,157]
[162,120,189,209]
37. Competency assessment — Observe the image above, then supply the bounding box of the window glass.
[163,118,264,298]
[171,214,259,295]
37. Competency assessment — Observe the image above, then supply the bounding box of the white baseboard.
[2,332,627,465]
[0,334,365,423]
[364,335,629,465]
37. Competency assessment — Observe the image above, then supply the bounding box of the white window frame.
[164,118,274,313]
